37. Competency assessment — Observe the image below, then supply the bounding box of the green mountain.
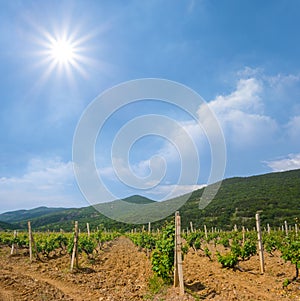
[0,195,156,232]
[179,168,300,230]
[0,169,299,231]
[0,206,69,223]
[0,221,16,231]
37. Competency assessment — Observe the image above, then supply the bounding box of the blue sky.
[0,0,300,213]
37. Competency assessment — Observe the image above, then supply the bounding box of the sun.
[37,30,88,79]
[50,39,75,64]
[32,23,98,85]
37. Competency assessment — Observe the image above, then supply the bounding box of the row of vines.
[0,228,119,260]
[127,222,300,287]
[0,220,299,287]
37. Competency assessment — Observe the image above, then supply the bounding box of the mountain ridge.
[0,169,299,231]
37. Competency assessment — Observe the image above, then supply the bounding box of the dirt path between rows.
[183,245,300,300]
[0,237,154,301]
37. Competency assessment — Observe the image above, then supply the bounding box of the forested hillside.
[0,169,299,231]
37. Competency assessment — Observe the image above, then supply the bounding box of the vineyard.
[0,217,300,300]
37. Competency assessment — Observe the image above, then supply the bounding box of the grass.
[144,274,167,300]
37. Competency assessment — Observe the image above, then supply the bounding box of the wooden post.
[148,222,151,233]
[70,221,79,271]
[204,225,208,239]
[28,221,33,262]
[27,221,41,262]
[284,221,288,237]
[295,224,298,237]
[10,230,17,255]
[256,214,265,274]
[190,221,194,233]
[234,224,238,232]
[174,211,184,296]
[267,223,271,235]
[86,223,90,238]
[242,226,245,246]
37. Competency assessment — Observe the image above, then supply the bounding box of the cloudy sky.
[0,0,299,213]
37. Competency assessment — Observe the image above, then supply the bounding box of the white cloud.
[265,73,300,90]
[199,77,279,148]
[265,153,300,172]
[97,70,300,201]
[237,66,264,78]
[98,117,204,191]
[99,156,166,189]
[0,157,86,212]
[286,115,300,143]
[212,78,263,113]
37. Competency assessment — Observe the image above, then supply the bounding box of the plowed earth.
[0,236,299,300]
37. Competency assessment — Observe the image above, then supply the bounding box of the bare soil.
[183,244,300,300]
[0,237,299,300]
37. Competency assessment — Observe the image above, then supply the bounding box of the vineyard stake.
[204,225,208,239]
[28,221,33,262]
[27,221,41,262]
[190,221,194,233]
[242,226,245,246]
[174,211,184,295]
[87,223,90,238]
[255,214,265,274]
[284,221,288,236]
[10,230,17,255]
[148,222,151,233]
[70,221,79,271]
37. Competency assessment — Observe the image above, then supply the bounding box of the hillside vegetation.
[0,169,299,231]
[180,168,300,230]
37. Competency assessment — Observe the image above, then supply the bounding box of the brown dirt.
[183,244,300,300]
[0,237,191,301]
[0,237,299,300]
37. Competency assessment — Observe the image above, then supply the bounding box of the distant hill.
[0,169,299,231]
[0,206,69,223]
[0,195,156,232]
[121,195,156,204]
[0,221,16,231]
[179,168,300,230]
